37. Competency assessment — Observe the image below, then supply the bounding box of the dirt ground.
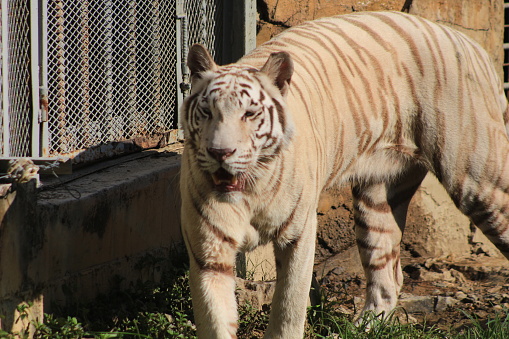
[313,186,509,331]
[315,249,509,330]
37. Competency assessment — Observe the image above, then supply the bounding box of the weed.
[2,254,509,339]
[237,302,270,338]
[33,314,85,339]
[456,309,509,339]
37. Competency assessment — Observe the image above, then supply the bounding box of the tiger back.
[180,11,509,339]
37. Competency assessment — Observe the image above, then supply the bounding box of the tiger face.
[182,44,295,197]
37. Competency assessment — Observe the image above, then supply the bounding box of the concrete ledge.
[0,148,183,332]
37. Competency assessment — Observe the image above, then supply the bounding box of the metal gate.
[45,1,180,158]
[1,0,33,158]
[1,0,253,162]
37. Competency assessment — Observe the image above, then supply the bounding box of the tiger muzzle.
[211,168,244,192]
[207,147,245,192]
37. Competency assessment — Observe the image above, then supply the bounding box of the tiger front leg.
[188,254,238,338]
[264,212,317,339]
[182,216,239,339]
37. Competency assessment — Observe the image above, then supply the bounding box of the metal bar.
[128,0,137,135]
[39,0,49,156]
[176,1,186,137]
[80,0,91,146]
[177,14,190,97]
[201,0,207,46]
[152,1,162,126]
[1,0,10,156]
[104,0,114,139]
[54,0,67,154]
[30,0,41,157]
[243,0,256,55]
[0,157,71,175]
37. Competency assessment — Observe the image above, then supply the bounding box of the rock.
[403,263,421,279]
[314,246,364,280]
[235,278,276,310]
[469,294,480,303]
[435,296,459,311]
[418,268,456,282]
[433,281,455,288]
[331,267,345,276]
[493,305,504,311]
[487,286,503,294]
[419,270,444,282]
[455,291,468,301]
[399,295,435,314]
[450,269,468,284]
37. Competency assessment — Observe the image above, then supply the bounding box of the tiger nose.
[207,148,236,162]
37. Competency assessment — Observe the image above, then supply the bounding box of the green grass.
[305,299,509,339]
[2,263,509,338]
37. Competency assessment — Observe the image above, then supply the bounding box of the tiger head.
[181,44,295,197]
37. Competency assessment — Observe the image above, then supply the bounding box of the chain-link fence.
[185,0,223,63]
[1,1,33,157]
[1,0,235,161]
[46,0,178,157]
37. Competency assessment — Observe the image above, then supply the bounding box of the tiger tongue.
[211,168,239,191]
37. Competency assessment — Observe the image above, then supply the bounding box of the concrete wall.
[0,151,182,333]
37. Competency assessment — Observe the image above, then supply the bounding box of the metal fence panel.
[1,0,234,160]
[46,0,178,156]
[185,0,223,63]
[0,2,3,155]
[1,0,32,157]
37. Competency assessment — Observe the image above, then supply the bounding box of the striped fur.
[180,11,509,338]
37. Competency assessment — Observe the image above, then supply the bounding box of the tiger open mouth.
[211,168,244,192]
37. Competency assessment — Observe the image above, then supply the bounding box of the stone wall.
[257,0,407,45]
[257,0,504,78]
[408,0,504,81]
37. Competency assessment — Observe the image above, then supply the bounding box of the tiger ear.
[187,44,218,76]
[260,51,293,96]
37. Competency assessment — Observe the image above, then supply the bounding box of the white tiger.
[180,11,509,338]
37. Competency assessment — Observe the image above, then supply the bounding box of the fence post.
[222,0,256,64]
[30,0,41,157]
[1,0,10,156]
[39,0,49,157]
[176,0,187,138]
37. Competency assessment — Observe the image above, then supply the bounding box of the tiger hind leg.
[352,166,427,320]
[444,146,509,259]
